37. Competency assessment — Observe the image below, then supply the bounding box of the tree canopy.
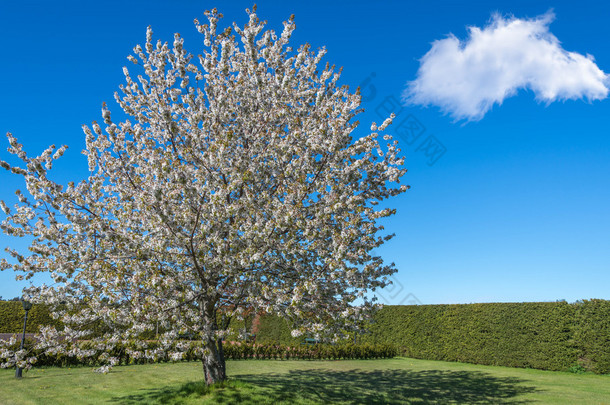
[0,7,407,384]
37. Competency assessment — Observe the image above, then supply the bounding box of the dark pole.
[15,300,32,379]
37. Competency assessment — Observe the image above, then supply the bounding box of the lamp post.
[15,300,32,379]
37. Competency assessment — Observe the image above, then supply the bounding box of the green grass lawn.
[1,358,609,404]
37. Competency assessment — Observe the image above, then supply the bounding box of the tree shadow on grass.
[241,369,539,404]
[112,379,257,405]
[111,368,539,404]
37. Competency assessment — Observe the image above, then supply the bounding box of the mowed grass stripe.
[1,358,609,404]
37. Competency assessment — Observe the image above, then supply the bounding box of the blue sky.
[1,0,609,305]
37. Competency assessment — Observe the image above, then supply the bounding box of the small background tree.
[0,6,407,384]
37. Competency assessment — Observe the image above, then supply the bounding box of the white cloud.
[404,11,609,121]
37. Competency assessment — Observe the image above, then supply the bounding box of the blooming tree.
[0,7,407,384]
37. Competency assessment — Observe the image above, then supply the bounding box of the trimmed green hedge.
[0,301,61,333]
[255,314,302,345]
[254,301,610,374]
[3,299,610,373]
[223,342,397,361]
[1,338,396,367]
[361,302,579,371]
[0,302,248,340]
[573,299,610,373]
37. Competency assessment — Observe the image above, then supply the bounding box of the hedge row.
[1,339,396,368]
[0,302,248,340]
[256,300,610,374]
[573,300,610,373]
[254,314,301,345]
[223,342,397,360]
[0,301,61,333]
[4,300,610,373]
[361,302,579,372]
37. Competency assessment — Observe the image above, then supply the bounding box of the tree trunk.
[200,299,227,386]
[199,295,227,385]
[202,338,226,385]
[217,338,226,378]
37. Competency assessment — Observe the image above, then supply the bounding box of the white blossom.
[0,6,406,385]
